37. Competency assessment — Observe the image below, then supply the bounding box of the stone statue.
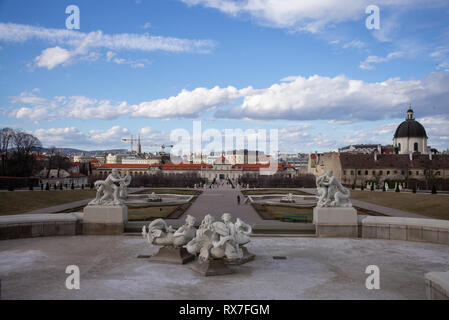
[142,215,197,248]
[119,173,132,200]
[281,192,295,203]
[316,170,352,207]
[186,214,216,262]
[88,168,127,206]
[148,192,162,202]
[187,213,253,263]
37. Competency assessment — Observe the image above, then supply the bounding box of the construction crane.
[121,135,173,155]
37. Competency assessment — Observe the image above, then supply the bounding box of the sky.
[0,0,449,154]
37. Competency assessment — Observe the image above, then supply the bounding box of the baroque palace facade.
[93,156,296,182]
[308,108,449,187]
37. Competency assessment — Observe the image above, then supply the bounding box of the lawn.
[252,203,379,222]
[0,190,96,215]
[242,189,310,196]
[128,205,179,221]
[350,190,449,220]
[135,189,202,196]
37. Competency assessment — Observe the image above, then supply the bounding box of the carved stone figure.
[148,192,162,202]
[142,215,197,248]
[281,192,295,203]
[316,170,352,207]
[187,213,253,263]
[119,173,132,200]
[88,168,127,206]
[141,215,197,264]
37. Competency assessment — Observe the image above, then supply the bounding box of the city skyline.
[1,0,449,153]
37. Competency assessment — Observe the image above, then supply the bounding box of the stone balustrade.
[360,216,449,245]
[0,213,83,240]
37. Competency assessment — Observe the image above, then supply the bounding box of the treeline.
[91,172,206,188]
[0,128,42,177]
[238,173,316,188]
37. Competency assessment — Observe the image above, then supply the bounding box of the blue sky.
[0,0,449,153]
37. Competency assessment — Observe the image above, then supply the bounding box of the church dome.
[393,108,428,139]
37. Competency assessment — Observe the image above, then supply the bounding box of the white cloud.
[33,125,170,150]
[181,0,446,33]
[359,51,403,70]
[132,86,255,118]
[0,22,216,69]
[9,91,130,121]
[342,40,364,49]
[8,73,449,125]
[142,22,152,29]
[224,72,449,122]
[34,46,72,69]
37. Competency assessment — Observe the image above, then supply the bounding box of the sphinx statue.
[316,170,352,207]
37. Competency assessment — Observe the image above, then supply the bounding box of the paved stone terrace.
[0,235,448,299]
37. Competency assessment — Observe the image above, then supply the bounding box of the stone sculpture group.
[316,170,352,207]
[142,213,254,275]
[88,168,131,206]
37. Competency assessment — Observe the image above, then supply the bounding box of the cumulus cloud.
[0,22,216,69]
[34,46,72,69]
[8,73,449,124]
[224,72,449,122]
[33,125,171,150]
[132,86,256,118]
[9,91,130,121]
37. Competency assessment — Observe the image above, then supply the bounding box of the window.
[387,171,390,175]
[414,142,418,152]
[358,170,361,175]
[416,171,419,175]
[351,170,354,175]
[343,170,346,175]
[365,170,368,175]
[398,143,401,151]
[379,170,383,175]
[394,170,397,174]
[409,171,412,175]
[372,171,376,175]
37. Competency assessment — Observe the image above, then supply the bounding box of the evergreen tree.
[370,183,374,191]
[395,184,400,192]
[412,185,416,193]
[431,185,437,194]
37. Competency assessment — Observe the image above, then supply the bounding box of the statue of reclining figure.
[142,215,197,248]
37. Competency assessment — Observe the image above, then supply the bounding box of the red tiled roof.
[98,164,150,169]
[67,172,86,178]
[233,163,294,171]
[340,153,449,169]
[159,162,213,170]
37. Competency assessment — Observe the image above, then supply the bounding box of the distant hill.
[35,147,128,155]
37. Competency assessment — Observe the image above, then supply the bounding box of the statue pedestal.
[190,258,234,276]
[313,206,358,238]
[83,205,128,235]
[149,246,195,265]
[224,247,255,265]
